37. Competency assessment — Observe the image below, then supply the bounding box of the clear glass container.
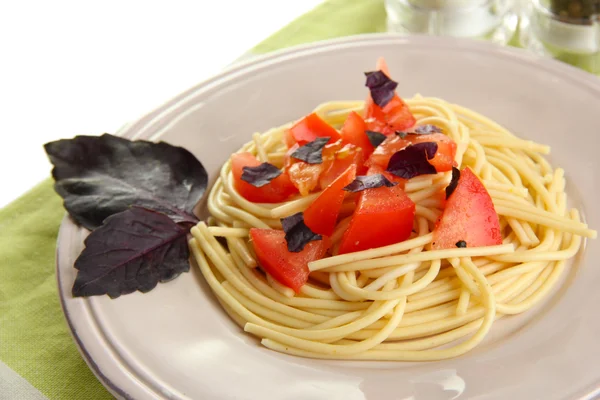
[520,0,600,74]
[385,0,519,45]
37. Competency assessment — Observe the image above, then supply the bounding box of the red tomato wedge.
[368,133,457,173]
[285,113,342,147]
[432,167,502,250]
[338,184,416,254]
[250,229,331,292]
[284,129,296,148]
[304,165,357,236]
[364,57,416,135]
[376,56,391,76]
[319,143,366,189]
[231,152,298,203]
[340,111,375,158]
[410,133,457,172]
[286,140,366,195]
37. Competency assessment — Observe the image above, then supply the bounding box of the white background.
[0,0,323,208]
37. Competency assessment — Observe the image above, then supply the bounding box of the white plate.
[56,34,600,400]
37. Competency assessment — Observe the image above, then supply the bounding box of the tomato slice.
[340,111,376,157]
[319,143,366,189]
[250,229,331,292]
[286,140,366,195]
[304,165,357,236]
[286,113,342,147]
[364,57,416,135]
[231,152,298,203]
[376,56,391,76]
[367,135,409,168]
[367,133,457,173]
[409,133,457,172]
[287,162,323,197]
[338,184,416,254]
[284,129,296,148]
[364,96,417,135]
[285,141,331,196]
[432,167,502,250]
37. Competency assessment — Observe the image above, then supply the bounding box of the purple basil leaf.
[343,174,397,193]
[44,134,206,230]
[446,167,461,199]
[414,125,443,134]
[241,163,282,187]
[366,130,387,148]
[281,212,322,252]
[72,207,190,298]
[386,142,438,179]
[364,70,398,108]
[290,137,330,164]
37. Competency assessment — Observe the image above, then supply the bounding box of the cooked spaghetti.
[188,60,596,361]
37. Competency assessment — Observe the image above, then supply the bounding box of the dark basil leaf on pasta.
[455,240,467,248]
[446,167,461,199]
[281,212,322,252]
[343,174,397,193]
[386,142,438,179]
[44,133,206,229]
[366,130,387,148]
[290,137,330,164]
[396,131,408,139]
[414,125,443,134]
[241,163,282,187]
[72,207,190,298]
[364,70,398,108]
[281,212,304,233]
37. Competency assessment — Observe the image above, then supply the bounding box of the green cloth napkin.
[0,1,384,399]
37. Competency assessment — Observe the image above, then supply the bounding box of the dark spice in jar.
[550,0,600,21]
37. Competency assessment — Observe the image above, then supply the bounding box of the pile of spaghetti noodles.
[188,95,596,361]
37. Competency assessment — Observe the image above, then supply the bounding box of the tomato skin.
[304,165,357,236]
[338,184,416,254]
[432,167,502,250]
[363,57,416,135]
[340,111,376,158]
[250,229,331,292]
[286,113,342,147]
[231,153,298,203]
[367,133,457,173]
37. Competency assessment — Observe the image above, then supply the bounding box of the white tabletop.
[0,0,323,208]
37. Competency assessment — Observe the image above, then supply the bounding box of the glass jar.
[520,0,600,74]
[385,0,519,45]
